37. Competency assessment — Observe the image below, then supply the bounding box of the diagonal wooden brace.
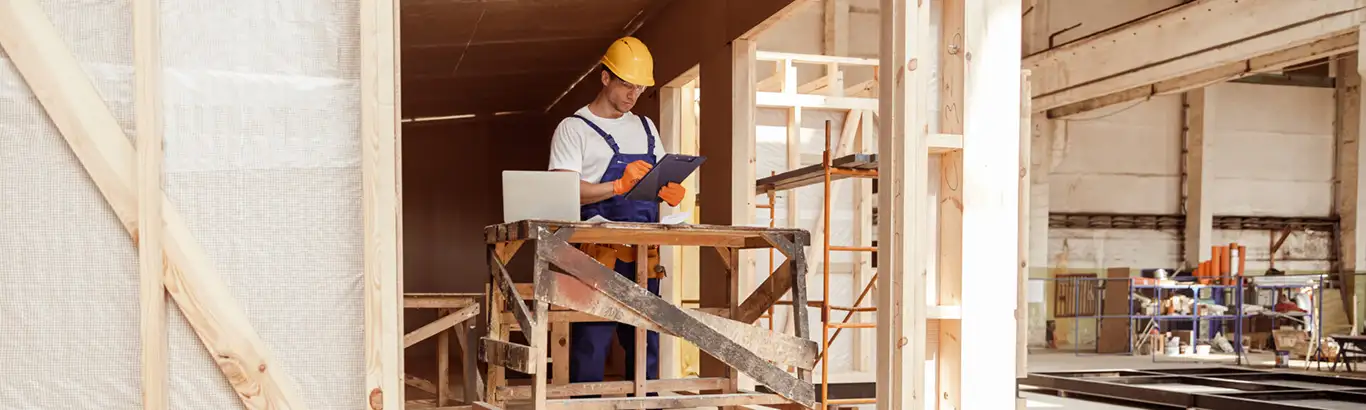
[538,235,816,408]
[546,270,817,370]
[733,260,794,325]
[490,250,536,336]
[0,2,309,408]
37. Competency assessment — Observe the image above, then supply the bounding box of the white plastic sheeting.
[1,1,365,408]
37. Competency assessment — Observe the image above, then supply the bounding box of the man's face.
[601,70,646,113]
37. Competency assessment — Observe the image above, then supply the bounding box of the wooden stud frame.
[0,0,406,408]
[481,220,817,409]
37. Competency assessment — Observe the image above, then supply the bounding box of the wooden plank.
[134,0,166,407]
[539,236,816,407]
[757,91,880,110]
[960,0,1021,408]
[756,153,877,194]
[541,393,791,410]
[853,107,875,373]
[362,0,403,407]
[1049,32,1357,118]
[455,319,484,403]
[936,0,965,407]
[538,393,786,407]
[438,310,451,406]
[633,245,648,397]
[404,304,480,348]
[491,251,536,336]
[0,3,312,409]
[877,0,931,409]
[824,0,849,56]
[404,293,481,309]
[1097,267,1130,354]
[482,338,536,375]
[488,221,804,248]
[1017,69,1033,384]
[544,270,817,370]
[550,321,570,386]
[529,249,550,410]
[757,51,877,66]
[497,377,730,401]
[733,260,793,324]
[1026,0,1364,112]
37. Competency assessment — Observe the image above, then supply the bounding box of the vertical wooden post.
[961,0,1023,409]
[135,0,166,407]
[698,36,756,385]
[1016,68,1033,410]
[936,0,966,407]
[635,245,649,397]
[530,245,550,410]
[361,0,402,407]
[437,308,451,406]
[877,0,931,409]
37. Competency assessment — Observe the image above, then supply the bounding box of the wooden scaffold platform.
[480,220,819,410]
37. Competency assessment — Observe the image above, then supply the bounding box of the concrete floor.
[1022,349,1366,409]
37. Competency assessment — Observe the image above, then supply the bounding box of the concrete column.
[1183,89,1214,268]
[1335,50,1364,331]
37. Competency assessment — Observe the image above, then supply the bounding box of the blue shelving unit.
[1129,281,1245,364]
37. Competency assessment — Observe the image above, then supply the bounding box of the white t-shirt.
[548,106,665,183]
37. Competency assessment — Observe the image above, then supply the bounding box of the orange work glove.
[658,182,685,207]
[611,160,653,195]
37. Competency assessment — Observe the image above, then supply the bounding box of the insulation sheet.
[1,1,365,408]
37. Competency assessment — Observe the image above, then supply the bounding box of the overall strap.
[571,115,621,154]
[639,115,655,156]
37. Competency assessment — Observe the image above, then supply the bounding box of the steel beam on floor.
[1020,367,1366,409]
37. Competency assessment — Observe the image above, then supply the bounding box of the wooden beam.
[936,0,965,407]
[757,92,880,110]
[482,338,536,375]
[135,0,166,407]
[542,393,791,410]
[1048,32,1358,118]
[404,304,480,348]
[362,0,403,406]
[498,378,730,401]
[823,0,849,56]
[1016,68,1032,387]
[0,2,311,408]
[733,261,794,325]
[756,51,879,66]
[960,0,1022,408]
[876,0,930,409]
[545,269,817,371]
[1025,0,1364,112]
[539,236,816,408]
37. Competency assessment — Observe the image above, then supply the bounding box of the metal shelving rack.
[1128,280,1246,364]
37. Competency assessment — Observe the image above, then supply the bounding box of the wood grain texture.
[404,304,480,348]
[481,338,536,375]
[936,1,964,408]
[539,236,815,407]
[0,2,310,408]
[135,0,167,406]
[544,270,816,370]
[491,252,536,336]
[733,261,793,324]
[497,377,729,401]
[362,0,403,406]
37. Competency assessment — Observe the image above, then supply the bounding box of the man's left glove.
[658,182,685,207]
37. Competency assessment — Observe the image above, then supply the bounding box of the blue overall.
[569,114,661,389]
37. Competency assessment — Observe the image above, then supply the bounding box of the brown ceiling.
[400,0,672,118]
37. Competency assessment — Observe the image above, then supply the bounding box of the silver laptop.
[502,171,580,223]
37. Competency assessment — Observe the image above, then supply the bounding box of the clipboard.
[624,154,707,201]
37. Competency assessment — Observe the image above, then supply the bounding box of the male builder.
[548,36,685,386]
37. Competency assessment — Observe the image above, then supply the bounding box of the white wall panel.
[1206,83,1335,217]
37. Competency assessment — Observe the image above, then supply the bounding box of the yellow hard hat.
[600,36,655,87]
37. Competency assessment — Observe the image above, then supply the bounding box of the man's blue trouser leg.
[567,259,660,395]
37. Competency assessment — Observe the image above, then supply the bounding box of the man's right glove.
[612,160,653,195]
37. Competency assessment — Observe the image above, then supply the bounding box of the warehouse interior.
[399,0,1366,409]
[8,0,1366,409]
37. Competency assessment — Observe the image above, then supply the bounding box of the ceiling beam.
[1048,32,1357,119]
[1025,0,1365,115]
